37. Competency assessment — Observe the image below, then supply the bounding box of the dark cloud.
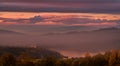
[0,16,44,24]
[1,0,120,3]
[0,0,120,14]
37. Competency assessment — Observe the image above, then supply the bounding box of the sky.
[0,0,120,14]
[0,0,120,57]
[0,0,120,26]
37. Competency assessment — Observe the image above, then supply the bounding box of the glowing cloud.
[0,12,120,26]
[35,21,64,25]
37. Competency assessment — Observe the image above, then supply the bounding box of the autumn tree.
[0,53,16,66]
[92,53,107,66]
[109,50,117,66]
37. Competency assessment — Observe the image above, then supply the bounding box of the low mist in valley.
[0,26,120,57]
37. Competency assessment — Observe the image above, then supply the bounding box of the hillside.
[0,46,63,58]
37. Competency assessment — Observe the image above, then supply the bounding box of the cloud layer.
[0,15,119,26]
[0,0,120,14]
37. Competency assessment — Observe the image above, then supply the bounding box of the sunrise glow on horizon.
[0,12,120,26]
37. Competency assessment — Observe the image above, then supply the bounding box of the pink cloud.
[72,22,117,26]
[0,22,18,25]
[35,21,64,25]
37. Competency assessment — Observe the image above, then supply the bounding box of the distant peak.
[97,27,120,31]
[0,29,25,35]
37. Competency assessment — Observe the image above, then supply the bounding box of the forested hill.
[0,46,63,58]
